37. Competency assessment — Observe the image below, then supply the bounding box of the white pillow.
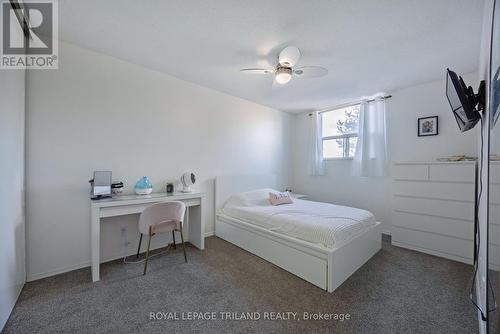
[225,188,275,207]
[268,191,293,206]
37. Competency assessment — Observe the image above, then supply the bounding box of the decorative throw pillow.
[269,191,293,206]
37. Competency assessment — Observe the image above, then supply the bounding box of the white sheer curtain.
[308,111,325,176]
[352,97,388,177]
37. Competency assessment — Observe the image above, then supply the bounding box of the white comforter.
[221,190,377,249]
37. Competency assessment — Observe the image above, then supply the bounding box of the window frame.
[320,104,360,160]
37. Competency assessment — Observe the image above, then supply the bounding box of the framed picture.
[418,116,439,136]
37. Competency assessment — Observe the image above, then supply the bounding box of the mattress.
[220,189,377,249]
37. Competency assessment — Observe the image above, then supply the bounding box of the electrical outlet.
[125,241,131,247]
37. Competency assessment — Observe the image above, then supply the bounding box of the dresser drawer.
[489,184,500,205]
[392,211,473,240]
[428,164,475,182]
[489,205,500,227]
[490,223,500,247]
[393,196,473,221]
[393,164,428,181]
[392,180,474,201]
[489,244,500,267]
[490,163,500,184]
[392,227,473,261]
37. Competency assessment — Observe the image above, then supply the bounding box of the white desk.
[90,192,205,282]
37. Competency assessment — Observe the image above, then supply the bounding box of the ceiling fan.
[240,46,328,85]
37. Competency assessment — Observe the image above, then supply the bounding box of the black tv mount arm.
[466,79,486,113]
[476,80,486,113]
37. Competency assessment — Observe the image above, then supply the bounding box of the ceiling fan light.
[275,68,292,84]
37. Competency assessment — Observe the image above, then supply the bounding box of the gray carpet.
[3,235,479,334]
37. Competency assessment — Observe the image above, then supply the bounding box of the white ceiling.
[57,0,485,113]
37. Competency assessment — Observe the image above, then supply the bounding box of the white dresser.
[392,161,488,267]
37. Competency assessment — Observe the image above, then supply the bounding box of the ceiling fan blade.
[293,66,328,78]
[278,46,301,67]
[240,68,275,74]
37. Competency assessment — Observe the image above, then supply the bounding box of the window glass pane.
[348,136,358,158]
[321,105,360,137]
[323,138,344,159]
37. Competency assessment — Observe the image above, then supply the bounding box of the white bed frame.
[214,175,382,292]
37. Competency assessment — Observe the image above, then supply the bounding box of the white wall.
[26,41,292,281]
[292,73,479,230]
[389,72,478,162]
[0,67,26,328]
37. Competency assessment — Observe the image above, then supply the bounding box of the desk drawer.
[182,198,202,207]
[100,198,201,218]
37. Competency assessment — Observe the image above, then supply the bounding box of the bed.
[215,175,382,292]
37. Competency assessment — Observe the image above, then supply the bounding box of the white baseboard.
[27,242,175,282]
[27,260,91,282]
[28,244,170,282]
[28,235,212,282]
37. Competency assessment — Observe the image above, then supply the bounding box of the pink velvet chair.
[137,201,187,275]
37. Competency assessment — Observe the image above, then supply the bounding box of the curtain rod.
[309,95,392,116]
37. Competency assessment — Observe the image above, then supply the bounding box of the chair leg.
[172,231,176,249]
[136,234,143,258]
[143,230,152,275]
[180,226,187,263]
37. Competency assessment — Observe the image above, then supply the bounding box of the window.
[321,104,360,159]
